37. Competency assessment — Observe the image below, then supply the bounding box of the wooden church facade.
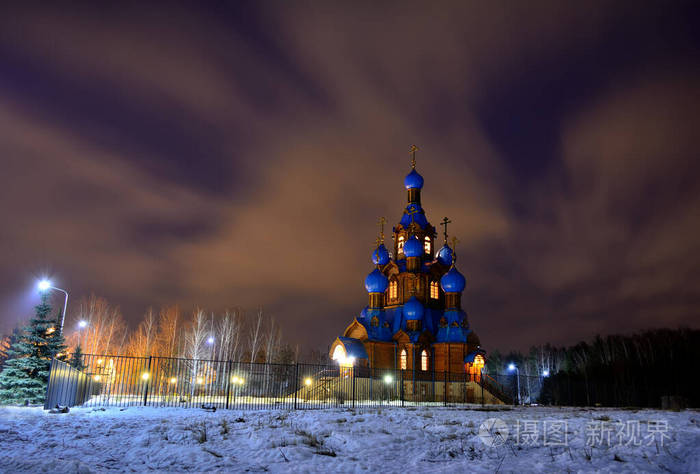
[330,149,486,378]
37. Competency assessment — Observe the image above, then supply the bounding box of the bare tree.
[264,318,281,364]
[68,294,126,356]
[184,309,208,397]
[248,307,264,363]
[156,305,181,358]
[216,308,243,362]
[126,308,157,357]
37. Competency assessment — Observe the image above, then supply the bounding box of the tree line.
[487,328,700,407]
[62,294,299,365]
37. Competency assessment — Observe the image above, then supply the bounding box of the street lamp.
[207,337,214,345]
[37,279,69,335]
[542,369,550,377]
[507,363,521,405]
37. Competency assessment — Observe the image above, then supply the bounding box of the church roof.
[464,348,486,363]
[404,168,424,189]
[399,203,430,229]
[357,303,469,344]
[337,337,369,359]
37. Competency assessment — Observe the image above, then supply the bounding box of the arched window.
[400,349,407,370]
[421,350,429,371]
[424,236,431,254]
[397,235,405,253]
[389,280,398,300]
[430,281,439,299]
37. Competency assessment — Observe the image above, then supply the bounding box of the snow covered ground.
[0,404,698,473]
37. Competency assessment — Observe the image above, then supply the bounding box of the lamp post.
[38,279,69,335]
[508,363,521,405]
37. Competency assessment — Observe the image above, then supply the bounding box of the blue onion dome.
[436,244,453,265]
[403,235,422,257]
[441,266,466,293]
[372,244,390,265]
[404,169,424,189]
[403,296,424,320]
[365,268,389,293]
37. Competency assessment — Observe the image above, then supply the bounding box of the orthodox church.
[330,149,486,378]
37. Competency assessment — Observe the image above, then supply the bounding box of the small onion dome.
[372,244,390,265]
[365,268,389,293]
[403,235,422,257]
[436,244,453,265]
[404,169,424,189]
[403,296,424,320]
[441,266,466,293]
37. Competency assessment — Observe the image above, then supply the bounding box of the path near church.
[0,405,698,473]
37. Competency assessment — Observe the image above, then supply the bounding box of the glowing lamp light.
[304,378,312,386]
[141,372,150,381]
[93,375,101,382]
[97,359,104,365]
[207,337,214,344]
[231,376,239,384]
[542,370,550,377]
[38,279,51,292]
[169,377,177,384]
[508,363,516,371]
[196,377,204,385]
[383,374,393,385]
[78,320,88,328]
[331,345,355,368]
[237,377,245,385]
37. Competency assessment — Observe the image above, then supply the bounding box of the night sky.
[1,1,699,353]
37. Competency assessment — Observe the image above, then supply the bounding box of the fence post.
[44,358,55,410]
[481,370,485,406]
[225,360,233,410]
[444,371,448,407]
[352,366,356,409]
[400,369,404,407]
[143,356,152,406]
[293,363,299,410]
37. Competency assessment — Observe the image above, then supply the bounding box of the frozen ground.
[0,405,698,473]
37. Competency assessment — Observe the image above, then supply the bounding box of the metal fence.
[45,354,548,410]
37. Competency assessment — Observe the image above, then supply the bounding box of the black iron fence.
[45,354,550,410]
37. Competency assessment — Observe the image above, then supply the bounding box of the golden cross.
[377,217,386,243]
[409,145,419,169]
[440,217,451,243]
[449,236,459,264]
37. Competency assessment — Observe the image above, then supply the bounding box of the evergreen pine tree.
[68,344,86,372]
[0,293,67,404]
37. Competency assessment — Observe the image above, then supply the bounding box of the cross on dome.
[409,144,419,169]
[440,217,451,244]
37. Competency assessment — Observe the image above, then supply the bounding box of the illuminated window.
[389,280,398,300]
[398,235,405,253]
[371,316,379,327]
[421,350,429,371]
[430,281,439,299]
[424,236,431,254]
[400,349,407,370]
